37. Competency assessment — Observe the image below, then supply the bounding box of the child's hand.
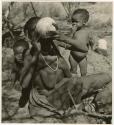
[55,34,68,43]
[72,24,78,32]
[71,25,77,37]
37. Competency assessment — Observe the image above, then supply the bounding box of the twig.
[67,89,77,110]
[61,3,69,17]
[61,89,111,119]
[30,2,37,17]
[63,109,112,119]
[4,2,16,42]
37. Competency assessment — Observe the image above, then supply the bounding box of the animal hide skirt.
[28,73,111,119]
[29,77,83,118]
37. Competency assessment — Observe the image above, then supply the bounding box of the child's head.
[71,9,89,29]
[13,39,29,63]
[24,16,41,40]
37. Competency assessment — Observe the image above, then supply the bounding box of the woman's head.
[36,17,58,39]
[24,16,41,40]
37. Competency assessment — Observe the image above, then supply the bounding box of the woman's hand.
[32,42,41,54]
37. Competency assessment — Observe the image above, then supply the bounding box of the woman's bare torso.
[33,54,65,90]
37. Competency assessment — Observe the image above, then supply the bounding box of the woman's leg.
[80,72,111,98]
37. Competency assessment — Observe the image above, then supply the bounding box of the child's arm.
[10,64,19,87]
[10,71,17,85]
[54,40,71,49]
[56,34,88,52]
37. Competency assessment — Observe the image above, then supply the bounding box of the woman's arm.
[20,45,40,85]
[59,57,72,78]
[21,67,34,88]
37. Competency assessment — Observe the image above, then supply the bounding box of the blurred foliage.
[61,2,80,21]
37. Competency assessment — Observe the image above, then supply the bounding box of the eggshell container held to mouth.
[36,17,58,39]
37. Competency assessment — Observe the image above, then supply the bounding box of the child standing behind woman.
[56,9,97,76]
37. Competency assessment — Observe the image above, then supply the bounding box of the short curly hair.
[13,39,29,51]
[72,9,89,23]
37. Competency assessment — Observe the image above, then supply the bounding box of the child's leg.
[19,67,34,107]
[69,54,78,74]
[79,57,87,76]
[19,86,32,107]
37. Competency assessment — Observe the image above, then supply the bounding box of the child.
[56,9,96,76]
[12,39,33,107]
[12,39,30,83]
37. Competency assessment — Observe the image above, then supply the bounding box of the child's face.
[72,14,85,29]
[14,46,25,63]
